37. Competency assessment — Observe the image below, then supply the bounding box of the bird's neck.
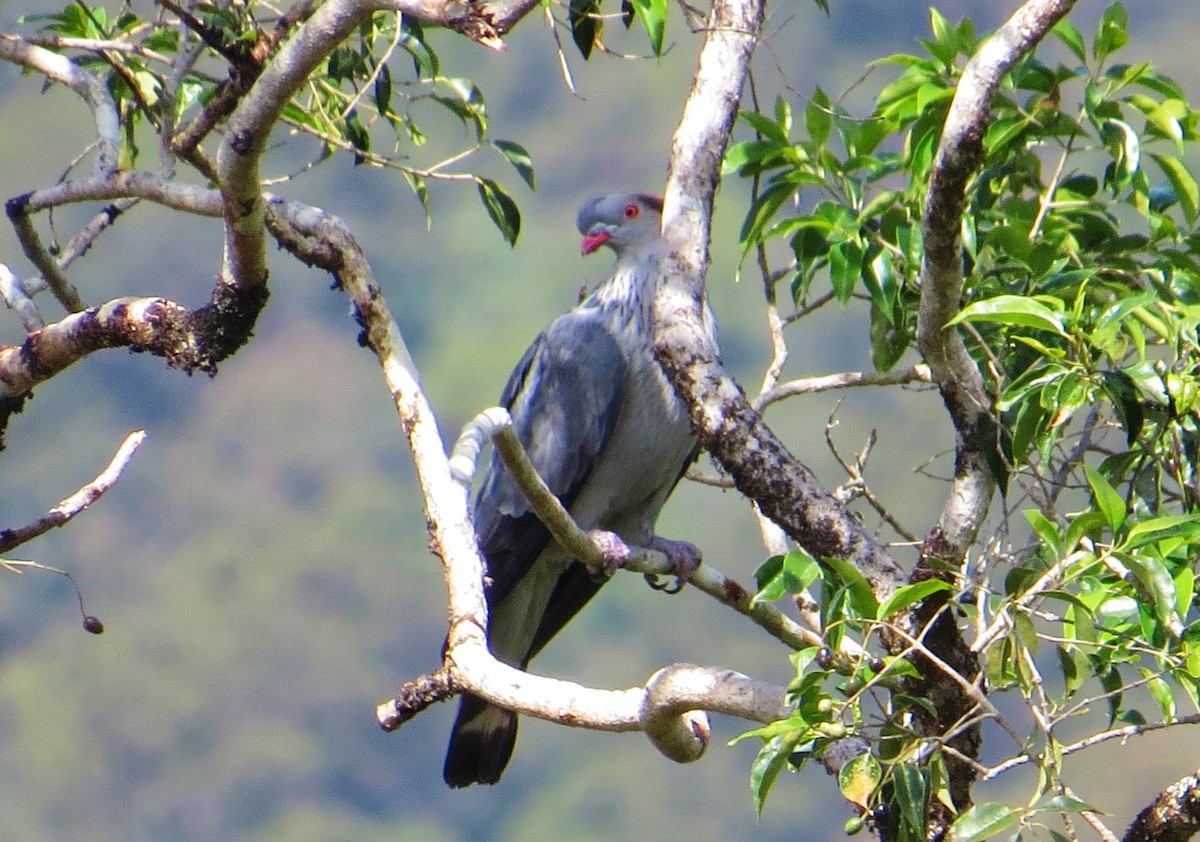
[586,254,660,329]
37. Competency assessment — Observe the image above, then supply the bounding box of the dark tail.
[443,693,519,787]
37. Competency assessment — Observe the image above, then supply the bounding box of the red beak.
[581,231,610,255]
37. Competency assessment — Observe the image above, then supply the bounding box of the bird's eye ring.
[623,203,640,219]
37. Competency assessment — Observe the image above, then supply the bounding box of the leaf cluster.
[23,3,536,244]
[732,5,1200,837]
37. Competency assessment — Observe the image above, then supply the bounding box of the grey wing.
[473,310,627,606]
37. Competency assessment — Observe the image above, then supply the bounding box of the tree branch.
[0,430,146,553]
[0,35,119,179]
[652,0,906,599]
[902,3,1078,830]
[1126,768,1200,842]
[917,0,1077,564]
[755,364,932,410]
[455,408,821,650]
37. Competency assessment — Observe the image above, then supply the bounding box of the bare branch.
[0,35,119,178]
[0,430,146,554]
[756,364,932,410]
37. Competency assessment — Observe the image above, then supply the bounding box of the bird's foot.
[586,529,634,580]
[645,536,702,595]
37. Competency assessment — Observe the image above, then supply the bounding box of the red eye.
[623,203,640,219]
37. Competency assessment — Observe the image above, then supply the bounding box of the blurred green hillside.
[1,2,1200,840]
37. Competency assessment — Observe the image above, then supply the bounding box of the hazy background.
[0,2,1198,840]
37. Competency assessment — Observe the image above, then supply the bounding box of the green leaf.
[1145,670,1177,721]
[947,295,1066,335]
[750,732,801,815]
[373,63,393,118]
[819,556,879,619]
[1084,465,1126,533]
[869,300,909,373]
[892,764,927,835]
[877,580,951,620]
[402,171,432,229]
[828,240,864,305]
[568,0,601,59]
[928,7,953,54]
[476,178,521,246]
[1123,553,1183,637]
[739,182,794,256]
[1126,94,1184,151]
[1024,509,1061,555]
[723,140,783,177]
[491,140,536,190]
[343,110,370,163]
[1102,118,1140,189]
[1094,2,1129,64]
[1151,153,1199,225]
[1033,794,1100,815]
[948,802,1017,842]
[1052,18,1087,65]
[629,0,667,56]
[1014,609,1039,656]
[752,549,819,604]
[806,87,833,147]
[1123,515,1200,549]
[740,109,791,146]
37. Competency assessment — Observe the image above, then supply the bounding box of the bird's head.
[577,193,664,257]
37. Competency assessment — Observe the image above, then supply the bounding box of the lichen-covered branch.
[1125,768,1200,842]
[652,0,906,599]
[903,3,1078,833]
[917,0,1077,564]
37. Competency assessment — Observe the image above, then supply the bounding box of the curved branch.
[0,35,119,178]
[455,408,821,650]
[379,660,788,764]
[217,0,391,291]
[652,0,905,599]
[917,0,1077,563]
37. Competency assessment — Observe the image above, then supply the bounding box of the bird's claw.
[584,531,702,592]
[646,536,702,594]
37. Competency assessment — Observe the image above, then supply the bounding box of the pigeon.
[443,193,710,787]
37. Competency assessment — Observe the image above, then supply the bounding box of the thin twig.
[0,430,147,554]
